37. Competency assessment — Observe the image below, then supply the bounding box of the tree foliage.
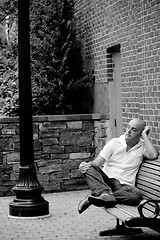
[0,0,93,116]
[0,0,18,115]
[0,46,19,115]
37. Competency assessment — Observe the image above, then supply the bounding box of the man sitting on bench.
[78,118,158,214]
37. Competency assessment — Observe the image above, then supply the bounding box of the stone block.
[39,163,62,174]
[53,171,68,179]
[82,121,94,130]
[0,186,13,196]
[36,160,50,168]
[37,173,49,182]
[69,152,91,159]
[2,125,16,135]
[1,174,10,181]
[14,142,20,152]
[13,163,19,171]
[79,145,95,153]
[0,138,14,151]
[33,134,38,140]
[7,152,20,164]
[0,153,2,164]
[42,137,58,146]
[62,178,77,186]
[47,159,62,164]
[13,135,19,143]
[67,121,82,129]
[70,169,82,178]
[43,120,66,129]
[59,132,94,146]
[94,120,100,128]
[10,172,19,181]
[64,145,79,153]
[34,140,42,151]
[33,123,39,134]
[50,153,69,159]
[39,129,59,138]
[50,170,70,180]
[62,159,81,171]
[34,153,50,161]
[46,180,61,191]
[100,128,107,138]
[43,145,64,153]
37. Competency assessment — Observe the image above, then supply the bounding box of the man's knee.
[86,163,101,175]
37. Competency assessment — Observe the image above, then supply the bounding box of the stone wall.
[0,114,110,196]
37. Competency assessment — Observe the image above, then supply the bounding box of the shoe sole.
[78,200,85,214]
[78,198,91,214]
[88,196,116,208]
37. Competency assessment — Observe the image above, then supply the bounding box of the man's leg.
[85,164,113,196]
[113,184,142,206]
[78,165,142,213]
[78,164,116,213]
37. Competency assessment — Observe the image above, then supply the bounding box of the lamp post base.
[9,196,49,217]
[9,166,49,217]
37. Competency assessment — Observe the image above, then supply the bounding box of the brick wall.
[0,114,110,196]
[75,0,160,151]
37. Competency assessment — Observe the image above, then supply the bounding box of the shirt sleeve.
[99,138,116,161]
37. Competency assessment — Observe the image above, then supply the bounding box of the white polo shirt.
[99,134,147,186]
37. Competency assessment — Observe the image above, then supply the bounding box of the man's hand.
[141,125,158,159]
[142,126,150,138]
[79,161,92,174]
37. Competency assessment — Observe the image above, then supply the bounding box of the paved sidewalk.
[0,190,159,240]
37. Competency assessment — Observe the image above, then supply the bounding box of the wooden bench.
[100,158,160,236]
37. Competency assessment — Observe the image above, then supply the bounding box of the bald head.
[125,118,146,146]
[129,118,146,133]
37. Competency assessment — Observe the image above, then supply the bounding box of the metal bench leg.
[99,219,143,236]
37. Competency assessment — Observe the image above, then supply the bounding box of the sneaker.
[78,196,91,214]
[88,193,116,208]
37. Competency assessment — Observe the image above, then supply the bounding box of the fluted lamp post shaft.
[9,0,49,217]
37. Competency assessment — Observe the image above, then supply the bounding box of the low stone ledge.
[34,113,103,122]
[0,114,103,123]
[0,113,111,195]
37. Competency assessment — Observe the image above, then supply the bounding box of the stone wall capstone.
[0,114,110,196]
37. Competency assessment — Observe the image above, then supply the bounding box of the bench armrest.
[138,199,160,218]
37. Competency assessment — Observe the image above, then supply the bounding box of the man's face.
[125,119,144,145]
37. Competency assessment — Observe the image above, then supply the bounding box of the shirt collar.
[117,134,143,150]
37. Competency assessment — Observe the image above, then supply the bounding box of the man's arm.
[79,155,106,174]
[79,138,115,174]
[142,126,158,160]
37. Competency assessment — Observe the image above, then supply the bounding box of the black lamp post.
[9,0,49,217]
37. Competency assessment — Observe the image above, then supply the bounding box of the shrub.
[0,0,93,116]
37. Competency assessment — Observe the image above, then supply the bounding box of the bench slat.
[116,205,139,217]
[104,204,153,222]
[139,171,160,179]
[104,207,133,222]
[141,191,160,199]
[141,164,160,171]
[142,160,160,167]
[138,177,160,188]
[138,168,160,177]
[137,180,160,193]
[138,185,160,197]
